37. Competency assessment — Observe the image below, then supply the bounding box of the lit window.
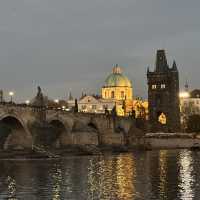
[158,113,167,124]
[161,84,166,89]
[152,85,157,89]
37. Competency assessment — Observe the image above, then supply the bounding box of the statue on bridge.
[31,86,46,123]
[32,86,45,107]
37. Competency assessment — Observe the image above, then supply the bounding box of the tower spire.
[172,60,178,71]
[68,91,73,101]
[155,50,169,72]
[184,80,189,92]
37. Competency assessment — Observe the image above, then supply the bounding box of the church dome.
[104,65,132,87]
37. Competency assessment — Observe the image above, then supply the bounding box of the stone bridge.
[0,104,139,150]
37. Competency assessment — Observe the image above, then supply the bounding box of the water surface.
[0,150,200,200]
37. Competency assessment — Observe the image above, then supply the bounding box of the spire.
[155,50,169,72]
[147,66,150,73]
[184,80,189,92]
[68,91,73,101]
[172,60,178,71]
[0,90,3,103]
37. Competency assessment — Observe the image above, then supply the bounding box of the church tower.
[147,50,180,132]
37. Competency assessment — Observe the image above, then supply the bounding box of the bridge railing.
[0,102,136,120]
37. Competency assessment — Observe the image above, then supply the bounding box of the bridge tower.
[147,50,180,132]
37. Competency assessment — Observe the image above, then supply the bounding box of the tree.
[74,99,78,113]
[187,114,200,133]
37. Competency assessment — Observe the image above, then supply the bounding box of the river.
[0,150,200,200]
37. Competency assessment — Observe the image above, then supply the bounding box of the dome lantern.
[112,64,122,74]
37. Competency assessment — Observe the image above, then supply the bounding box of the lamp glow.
[9,91,14,102]
[25,100,30,105]
[54,99,59,103]
[179,91,190,98]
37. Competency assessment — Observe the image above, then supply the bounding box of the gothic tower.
[147,50,180,132]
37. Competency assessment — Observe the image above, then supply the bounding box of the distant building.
[132,98,149,120]
[78,95,115,113]
[69,64,148,117]
[67,91,75,110]
[147,50,181,132]
[180,89,200,130]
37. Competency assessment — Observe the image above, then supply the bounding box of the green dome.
[104,72,132,87]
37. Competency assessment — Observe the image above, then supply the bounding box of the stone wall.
[72,132,98,145]
[145,138,200,149]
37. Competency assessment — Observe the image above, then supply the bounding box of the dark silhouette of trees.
[187,114,200,133]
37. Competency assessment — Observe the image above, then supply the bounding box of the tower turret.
[172,60,178,71]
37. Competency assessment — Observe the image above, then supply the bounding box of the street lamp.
[9,91,14,103]
[54,99,59,103]
[179,91,190,98]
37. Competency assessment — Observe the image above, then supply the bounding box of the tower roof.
[155,50,169,72]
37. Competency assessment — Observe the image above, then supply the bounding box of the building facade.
[68,65,148,118]
[180,89,200,130]
[78,95,115,113]
[147,50,181,132]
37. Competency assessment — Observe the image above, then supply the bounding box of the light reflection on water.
[178,150,194,200]
[0,150,200,199]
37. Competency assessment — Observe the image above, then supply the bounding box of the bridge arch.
[0,114,32,149]
[47,117,71,133]
[47,117,73,147]
[87,118,104,145]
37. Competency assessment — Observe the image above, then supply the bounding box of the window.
[152,85,157,89]
[103,105,108,109]
[92,105,96,110]
[121,91,125,99]
[82,105,86,109]
[158,113,167,124]
[111,91,115,98]
[161,84,166,89]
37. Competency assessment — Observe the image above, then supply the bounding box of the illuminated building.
[78,95,115,113]
[72,64,148,117]
[180,88,200,130]
[101,64,134,116]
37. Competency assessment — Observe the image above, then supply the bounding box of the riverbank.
[144,132,200,149]
[0,145,131,159]
[1,133,200,159]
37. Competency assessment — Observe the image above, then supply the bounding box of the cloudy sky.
[0,0,199,102]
